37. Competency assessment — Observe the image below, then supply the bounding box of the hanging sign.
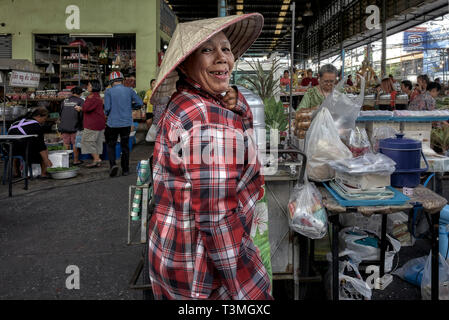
[403,28,428,51]
[9,70,40,88]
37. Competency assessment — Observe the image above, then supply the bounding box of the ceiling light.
[236,5,243,10]
[296,23,304,29]
[303,3,313,16]
[308,59,312,64]
[275,30,282,35]
[297,16,303,22]
[279,11,287,17]
[281,5,289,10]
[236,11,243,15]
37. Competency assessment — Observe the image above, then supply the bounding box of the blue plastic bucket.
[379,134,428,188]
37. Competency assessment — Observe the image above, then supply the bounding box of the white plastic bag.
[287,176,328,239]
[421,252,449,300]
[305,107,353,181]
[145,124,157,142]
[338,260,372,300]
[320,76,365,140]
[339,226,401,273]
[348,127,371,157]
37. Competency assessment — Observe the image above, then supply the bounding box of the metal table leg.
[379,214,388,277]
[330,213,339,301]
[24,139,29,190]
[431,211,440,301]
[8,142,12,197]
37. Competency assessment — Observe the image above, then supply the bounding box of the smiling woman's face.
[181,32,234,96]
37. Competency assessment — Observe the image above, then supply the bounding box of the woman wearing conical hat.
[148,13,272,300]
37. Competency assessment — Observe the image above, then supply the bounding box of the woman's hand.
[74,105,82,112]
[222,87,237,110]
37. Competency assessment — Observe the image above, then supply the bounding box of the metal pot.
[378,93,391,106]
[48,167,80,180]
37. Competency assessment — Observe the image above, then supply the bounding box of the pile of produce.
[293,107,318,139]
[436,97,449,110]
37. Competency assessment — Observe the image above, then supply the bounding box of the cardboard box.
[335,171,391,189]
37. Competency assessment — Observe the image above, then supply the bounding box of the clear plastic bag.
[287,176,328,239]
[370,126,398,153]
[145,124,158,142]
[320,76,365,140]
[421,252,449,300]
[305,107,353,181]
[348,127,371,157]
[328,152,397,176]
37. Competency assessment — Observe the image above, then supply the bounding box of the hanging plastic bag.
[348,127,371,157]
[339,226,401,273]
[145,124,158,142]
[370,126,398,153]
[320,76,365,141]
[287,174,328,239]
[305,107,353,181]
[421,251,449,300]
[75,130,83,149]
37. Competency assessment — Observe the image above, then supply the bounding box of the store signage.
[403,28,428,51]
[365,5,380,30]
[65,5,80,30]
[9,70,40,88]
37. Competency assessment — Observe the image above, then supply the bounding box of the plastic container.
[379,134,429,187]
[440,205,449,259]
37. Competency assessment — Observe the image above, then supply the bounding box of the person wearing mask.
[148,13,272,300]
[400,80,413,98]
[75,80,106,168]
[58,86,84,165]
[346,74,354,86]
[297,64,338,110]
[143,79,156,130]
[104,71,144,177]
[409,81,441,111]
[8,107,53,178]
[300,69,319,87]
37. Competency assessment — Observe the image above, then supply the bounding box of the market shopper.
[143,79,156,130]
[411,74,430,102]
[148,13,272,300]
[346,74,354,86]
[58,86,84,165]
[76,80,106,168]
[377,78,397,111]
[400,80,413,98]
[8,107,53,178]
[104,71,143,177]
[408,81,441,111]
[300,68,319,87]
[297,64,338,110]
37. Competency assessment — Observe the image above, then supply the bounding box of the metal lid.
[379,133,421,149]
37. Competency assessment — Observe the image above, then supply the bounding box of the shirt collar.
[178,77,226,106]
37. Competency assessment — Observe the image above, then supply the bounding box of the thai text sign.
[403,28,428,51]
[9,70,40,88]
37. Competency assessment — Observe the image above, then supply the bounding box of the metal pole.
[218,0,227,17]
[2,71,7,134]
[289,2,295,147]
[381,0,387,78]
[339,0,345,80]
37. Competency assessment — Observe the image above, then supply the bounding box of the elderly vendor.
[297,64,338,110]
[147,13,272,300]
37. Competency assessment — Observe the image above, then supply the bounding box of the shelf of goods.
[59,44,98,90]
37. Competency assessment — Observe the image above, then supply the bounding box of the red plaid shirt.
[148,78,272,300]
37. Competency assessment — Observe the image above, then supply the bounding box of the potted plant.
[237,57,282,101]
[431,126,449,154]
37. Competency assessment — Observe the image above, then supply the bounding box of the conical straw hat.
[150,13,264,105]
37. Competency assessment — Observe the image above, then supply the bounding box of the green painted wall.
[0,0,170,91]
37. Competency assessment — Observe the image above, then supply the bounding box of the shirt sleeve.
[131,88,144,108]
[104,89,111,115]
[298,90,311,109]
[81,97,95,113]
